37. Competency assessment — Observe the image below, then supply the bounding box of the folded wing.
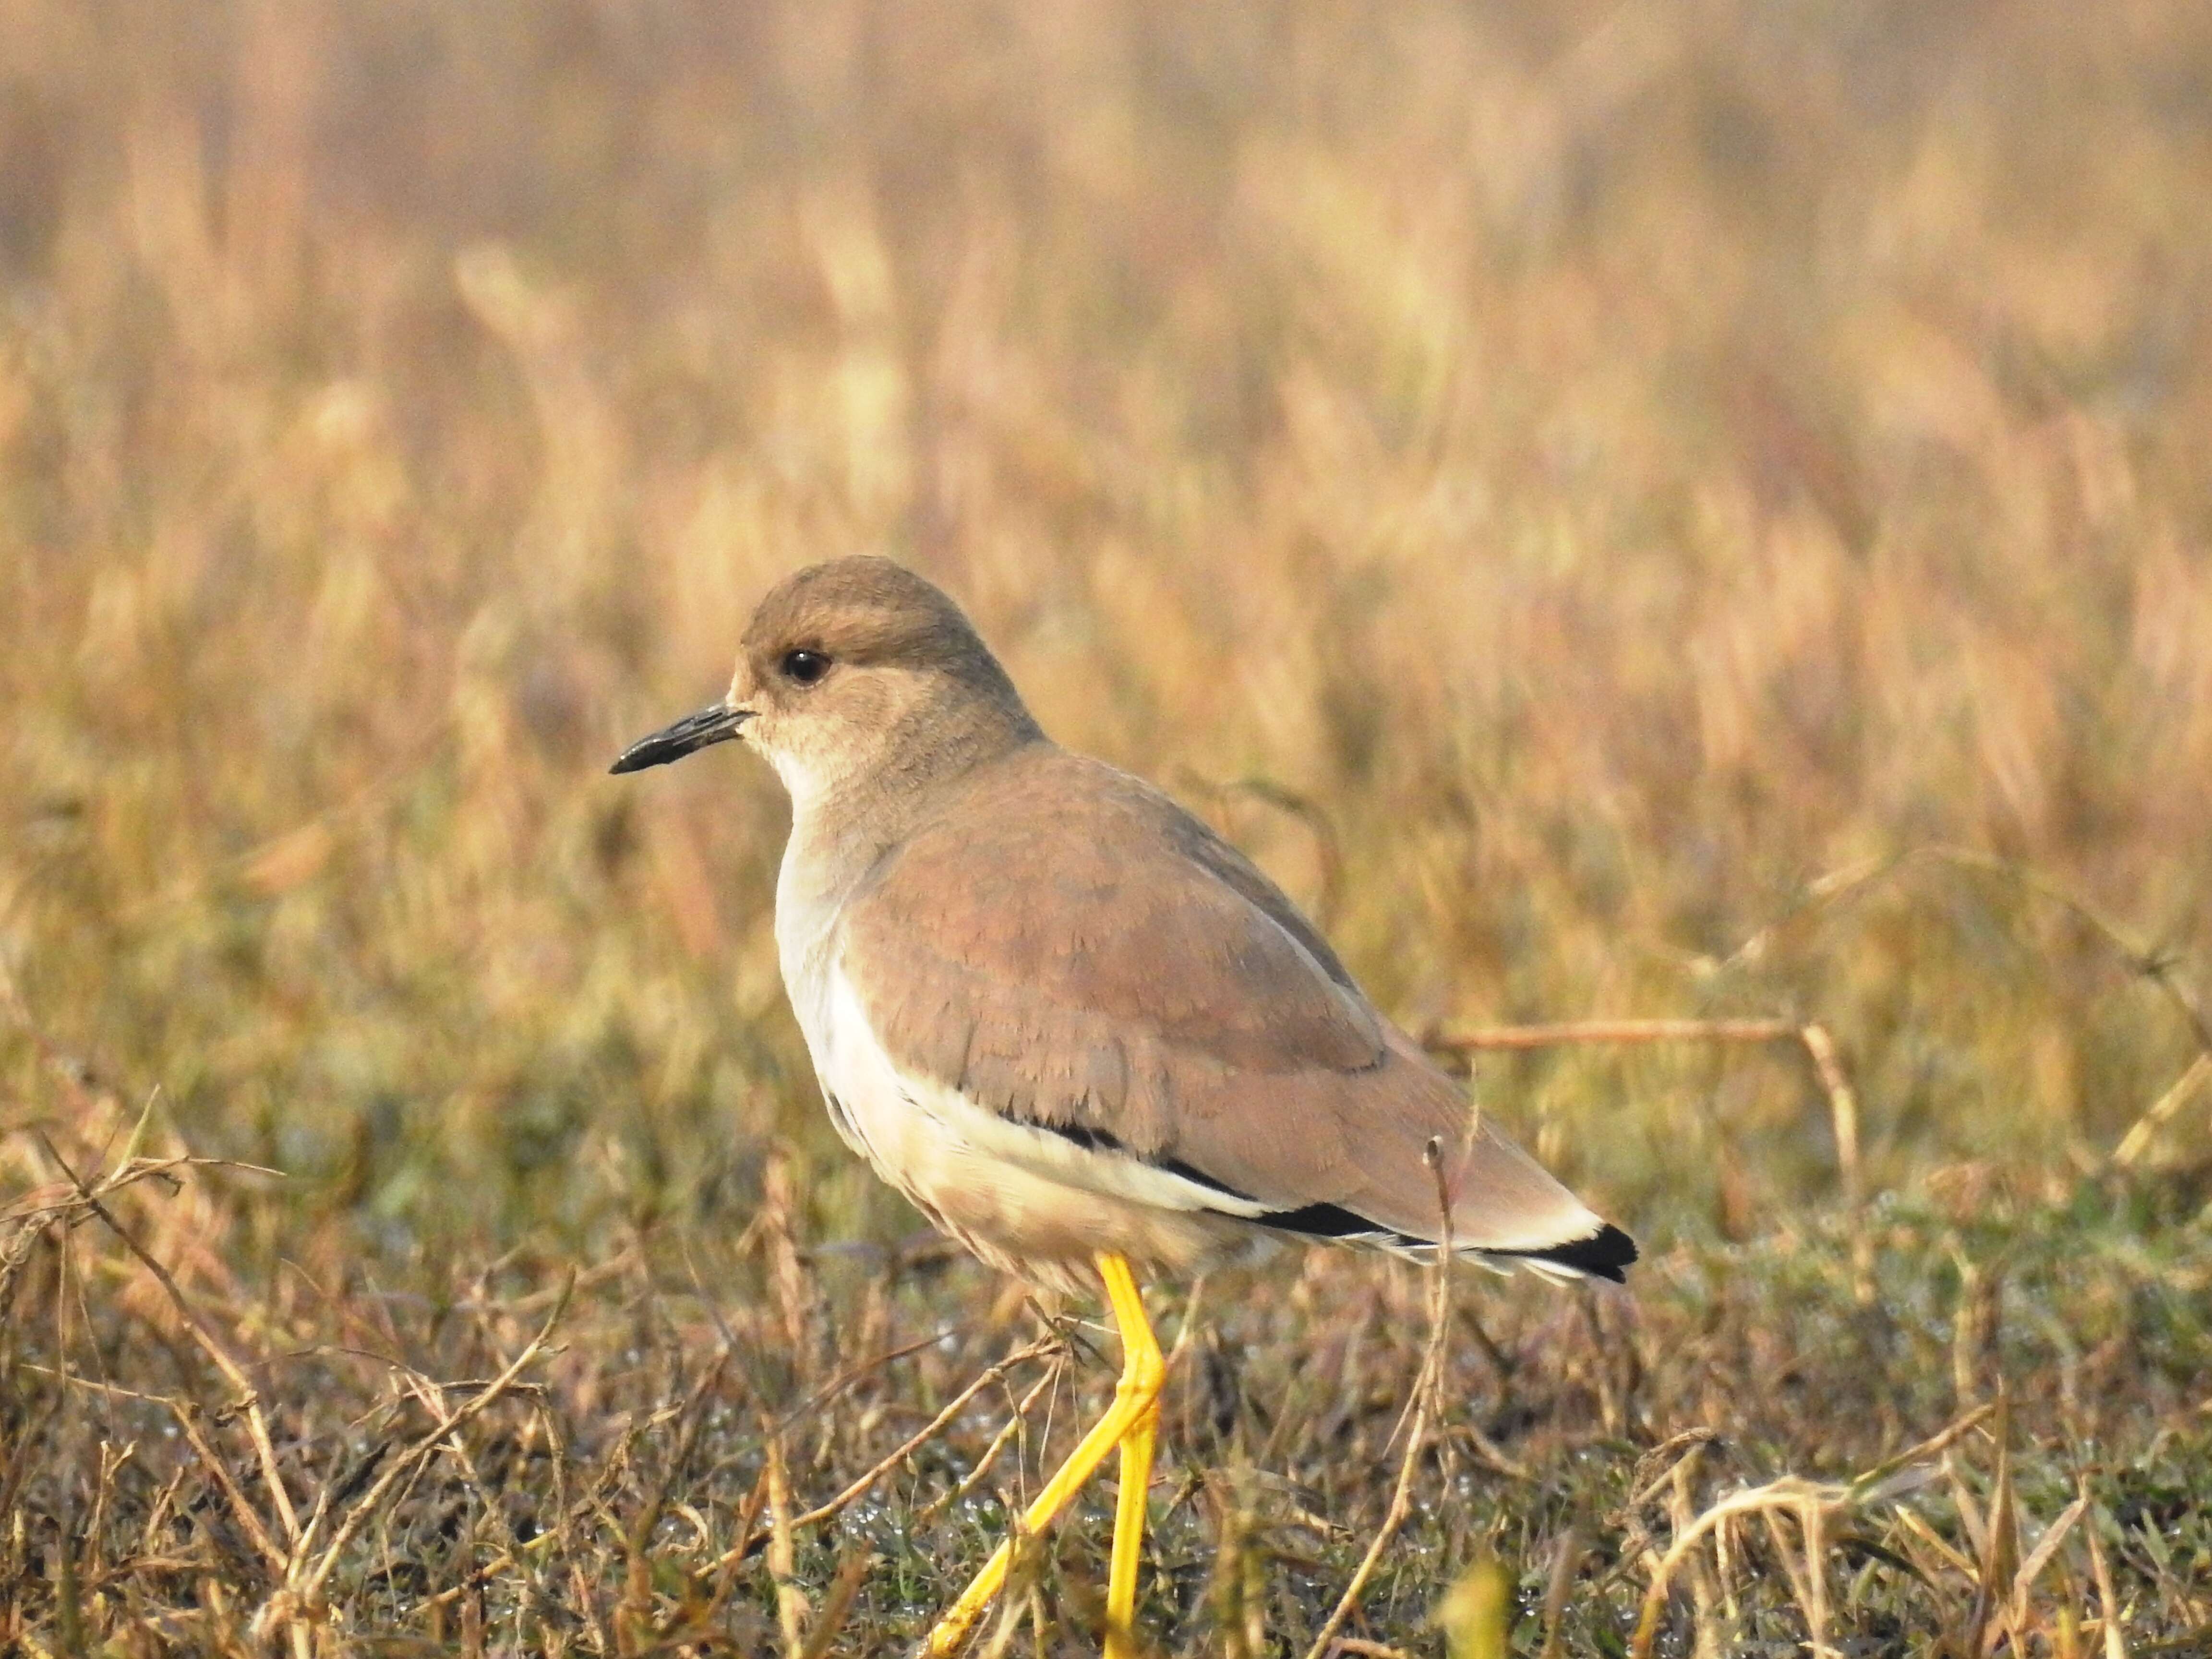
[838,749,1632,1277]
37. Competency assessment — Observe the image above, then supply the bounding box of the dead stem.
[1298,1139,1457,1659]
[287,1271,572,1611]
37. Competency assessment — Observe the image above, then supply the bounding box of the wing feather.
[838,748,1616,1258]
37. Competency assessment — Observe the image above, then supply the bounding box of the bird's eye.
[781,648,831,686]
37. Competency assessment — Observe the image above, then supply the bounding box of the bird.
[610,556,1634,1656]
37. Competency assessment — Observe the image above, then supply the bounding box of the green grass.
[3,0,2212,1650]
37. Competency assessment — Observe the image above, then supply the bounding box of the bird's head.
[610,556,1041,814]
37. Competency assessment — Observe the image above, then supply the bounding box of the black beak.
[609,703,752,774]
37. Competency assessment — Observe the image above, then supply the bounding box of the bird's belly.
[795,963,1262,1290]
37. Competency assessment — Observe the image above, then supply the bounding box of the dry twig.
[1424,1018,1866,1208]
[1299,1137,1458,1659]
[281,1270,572,1617]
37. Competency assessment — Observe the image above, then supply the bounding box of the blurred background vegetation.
[3,0,2210,1263]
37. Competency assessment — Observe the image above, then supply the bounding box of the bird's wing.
[836,749,1625,1267]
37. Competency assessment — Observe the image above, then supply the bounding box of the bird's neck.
[779,715,1046,923]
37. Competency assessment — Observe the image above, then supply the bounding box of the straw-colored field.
[3,1,2209,1652]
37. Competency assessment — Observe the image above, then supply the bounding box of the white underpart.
[809,965,1274,1221]
[774,861,1611,1281]
[807,969,1601,1283]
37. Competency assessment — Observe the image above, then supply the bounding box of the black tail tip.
[1518,1222,1638,1284]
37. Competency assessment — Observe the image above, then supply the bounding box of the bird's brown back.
[837,745,1600,1252]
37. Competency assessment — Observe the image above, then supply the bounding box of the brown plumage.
[613,555,1633,1290]
[842,747,1616,1263]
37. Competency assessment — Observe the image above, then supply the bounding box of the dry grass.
[3,0,2211,1651]
[6,1090,2210,1654]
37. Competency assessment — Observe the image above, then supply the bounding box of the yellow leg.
[925,1254,1164,1657]
[1105,1381,1159,1658]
